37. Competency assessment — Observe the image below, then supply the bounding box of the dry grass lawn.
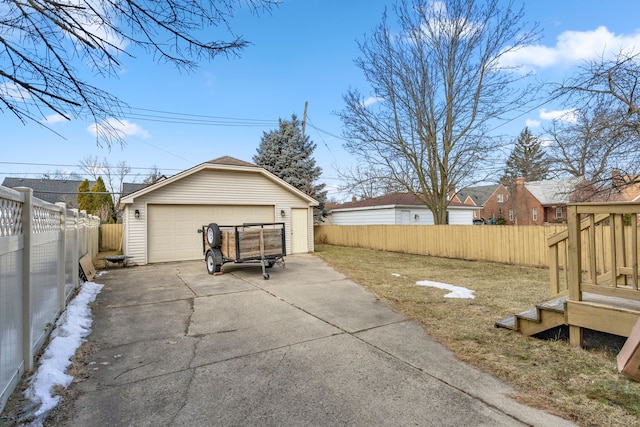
[314,244,640,427]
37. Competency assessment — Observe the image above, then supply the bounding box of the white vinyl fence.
[0,185,99,413]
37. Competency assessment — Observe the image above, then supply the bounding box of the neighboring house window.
[556,207,563,219]
[509,209,514,221]
[498,208,503,216]
[497,194,504,203]
[532,207,538,221]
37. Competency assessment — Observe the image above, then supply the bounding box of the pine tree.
[501,127,549,185]
[77,179,92,212]
[253,115,327,222]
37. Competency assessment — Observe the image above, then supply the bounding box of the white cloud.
[525,119,541,128]
[539,137,554,148]
[42,114,68,124]
[68,0,128,53]
[87,118,150,139]
[501,26,640,70]
[361,96,384,108]
[0,82,31,100]
[539,108,579,124]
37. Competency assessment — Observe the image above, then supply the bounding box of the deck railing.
[548,202,640,300]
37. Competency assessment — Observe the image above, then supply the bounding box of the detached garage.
[120,156,319,265]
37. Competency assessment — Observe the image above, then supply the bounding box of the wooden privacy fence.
[100,223,123,250]
[314,224,567,267]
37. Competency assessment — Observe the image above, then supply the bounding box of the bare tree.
[337,164,404,200]
[557,51,640,132]
[337,0,538,224]
[548,51,640,199]
[79,155,103,180]
[544,104,639,200]
[79,155,132,207]
[1,0,277,147]
[39,169,82,180]
[143,165,164,184]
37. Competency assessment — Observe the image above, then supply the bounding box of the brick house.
[454,184,509,224]
[505,177,580,225]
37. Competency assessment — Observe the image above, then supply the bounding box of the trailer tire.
[206,223,221,248]
[206,250,221,274]
[266,261,275,269]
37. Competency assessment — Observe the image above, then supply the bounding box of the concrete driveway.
[51,254,573,426]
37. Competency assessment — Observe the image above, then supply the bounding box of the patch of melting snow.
[22,281,103,426]
[391,273,402,277]
[416,280,475,299]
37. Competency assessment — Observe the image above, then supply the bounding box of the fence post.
[567,204,583,347]
[70,209,79,290]
[15,187,34,371]
[56,203,67,311]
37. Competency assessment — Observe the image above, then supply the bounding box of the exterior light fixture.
[135,209,140,219]
[280,209,285,217]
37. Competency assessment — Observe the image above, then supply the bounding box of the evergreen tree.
[254,115,327,221]
[501,127,549,184]
[77,179,92,212]
[90,177,115,222]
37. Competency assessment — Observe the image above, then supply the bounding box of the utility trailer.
[199,222,286,279]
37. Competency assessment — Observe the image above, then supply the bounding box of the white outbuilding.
[327,192,479,225]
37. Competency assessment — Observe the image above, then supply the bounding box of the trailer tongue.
[199,222,286,279]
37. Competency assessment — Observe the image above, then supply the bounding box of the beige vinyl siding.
[126,204,147,263]
[124,169,314,264]
[138,170,310,206]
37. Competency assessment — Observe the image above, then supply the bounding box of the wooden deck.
[499,203,640,346]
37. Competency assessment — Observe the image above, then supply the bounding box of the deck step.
[495,315,516,330]
[496,295,569,336]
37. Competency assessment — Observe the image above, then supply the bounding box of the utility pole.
[301,101,308,140]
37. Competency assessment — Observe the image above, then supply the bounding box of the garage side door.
[291,208,309,253]
[148,205,274,263]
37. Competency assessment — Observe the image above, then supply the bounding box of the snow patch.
[416,280,475,299]
[23,281,103,424]
[391,273,402,277]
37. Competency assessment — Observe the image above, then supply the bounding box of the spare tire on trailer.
[206,223,221,248]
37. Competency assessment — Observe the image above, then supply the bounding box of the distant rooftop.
[2,177,141,207]
[455,184,500,206]
[330,192,467,210]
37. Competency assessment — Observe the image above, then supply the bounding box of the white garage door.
[148,204,274,263]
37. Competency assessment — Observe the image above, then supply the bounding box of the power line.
[126,107,279,127]
[0,161,183,171]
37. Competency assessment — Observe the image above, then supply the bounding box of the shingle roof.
[525,178,581,205]
[2,177,142,206]
[206,156,257,168]
[122,182,150,196]
[455,184,500,206]
[331,192,467,210]
[1,177,94,206]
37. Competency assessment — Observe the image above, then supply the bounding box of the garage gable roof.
[120,156,319,206]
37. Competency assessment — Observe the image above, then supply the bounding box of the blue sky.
[2,0,639,201]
